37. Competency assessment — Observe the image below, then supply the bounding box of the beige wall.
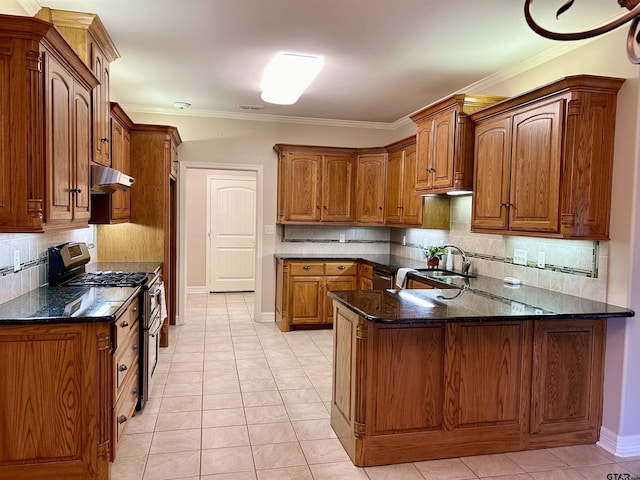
[185,168,256,289]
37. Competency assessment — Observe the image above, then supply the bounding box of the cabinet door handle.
[132,307,138,312]
[132,344,138,350]
[118,415,128,424]
[101,137,110,143]
[323,205,327,210]
[131,388,138,396]
[397,206,404,209]
[303,265,312,270]
[121,321,129,328]
[338,265,346,270]
[119,364,128,372]
[316,205,320,209]
[499,202,513,207]
[70,188,82,194]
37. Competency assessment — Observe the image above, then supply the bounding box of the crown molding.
[120,103,396,130]
[16,0,40,15]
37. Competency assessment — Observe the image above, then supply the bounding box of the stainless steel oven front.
[139,275,162,410]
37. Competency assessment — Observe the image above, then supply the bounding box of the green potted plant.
[423,246,446,268]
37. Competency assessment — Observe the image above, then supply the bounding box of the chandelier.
[524,0,640,63]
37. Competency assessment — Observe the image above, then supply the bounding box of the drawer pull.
[119,364,128,372]
[132,307,138,312]
[118,415,127,425]
[131,388,138,396]
[132,344,139,350]
[121,321,129,328]
[338,265,346,270]
[303,265,312,270]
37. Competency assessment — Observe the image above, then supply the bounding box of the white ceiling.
[22,0,626,123]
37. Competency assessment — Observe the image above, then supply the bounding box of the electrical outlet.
[339,233,346,243]
[13,250,20,272]
[511,301,526,314]
[513,249,527,266]
[264,224,276,235]
[537,252,546,268]
[402,235,407,246]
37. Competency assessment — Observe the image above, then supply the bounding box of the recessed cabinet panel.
[472,116,512,230]
[356,154,386,224]
[509,101,563,232]
[370,325,445,434]
[46,59,74,223]
[322,155,355,222]
[432,109,455,190]
[384,150,404,225]
[288,153,322,222]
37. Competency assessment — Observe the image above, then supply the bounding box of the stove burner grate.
[66,271,149,287]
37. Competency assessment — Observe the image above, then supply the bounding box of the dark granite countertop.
[278,253,634,322]
[0,285,139,325]
[275,253,426,273]
[329,284,634,324]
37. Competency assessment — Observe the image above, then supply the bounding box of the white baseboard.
[186,286,208,294]
[598,426,640,457]
[257,311,275,323]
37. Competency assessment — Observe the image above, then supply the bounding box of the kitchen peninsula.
[328,279,634,467]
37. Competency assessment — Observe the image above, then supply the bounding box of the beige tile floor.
[111,292,640,480]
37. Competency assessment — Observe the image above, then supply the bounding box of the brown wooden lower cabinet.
[331,303,606,466]
[275,259,358,331]
[0,322,112,480]
[0,296,141,479]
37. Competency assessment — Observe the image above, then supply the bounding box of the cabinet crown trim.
[410,93,506,123]
[35,7,120,62]
[470,75,625,121]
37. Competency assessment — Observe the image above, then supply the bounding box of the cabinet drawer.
[289,262,325,276]
[115,321,139,392]
[360,263,373,279]
[325,261,358,276]
[114,360,139,446]
[113,296,140,350]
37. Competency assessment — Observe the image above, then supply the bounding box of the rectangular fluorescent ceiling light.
[261,52,324,105]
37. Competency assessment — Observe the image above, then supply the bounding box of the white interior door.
[207,174,257,292]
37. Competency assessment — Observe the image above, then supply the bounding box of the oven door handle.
[149,315,163,336]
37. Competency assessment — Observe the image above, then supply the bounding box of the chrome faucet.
[442,244,471,276]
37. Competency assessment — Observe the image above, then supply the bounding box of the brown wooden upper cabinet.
[90,103,134,224]
[411,95,505,194]
[35,8,120,168]
[0,15,99,233]
[384,137,422,226]
[470,75,624,239]
[275,145,356,224]
[355,150,387,225]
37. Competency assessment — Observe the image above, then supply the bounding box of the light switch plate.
[513,249,527,266]
[537,252,546,268]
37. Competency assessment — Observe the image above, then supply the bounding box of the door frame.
[178,161,264,323]
[205,173,257,293]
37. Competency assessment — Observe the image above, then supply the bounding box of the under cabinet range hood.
[91,165,135,193]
